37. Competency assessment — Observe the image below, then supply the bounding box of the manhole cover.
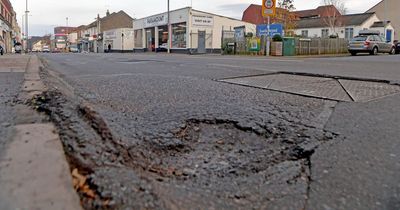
[117,59,161,64]
[219,73,400,102]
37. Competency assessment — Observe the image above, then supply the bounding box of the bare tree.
[321,0,347,37]
[278,0,297,36]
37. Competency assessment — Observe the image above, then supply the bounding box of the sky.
[10,0,381,36]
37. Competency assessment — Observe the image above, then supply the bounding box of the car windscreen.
[351,36,368,41]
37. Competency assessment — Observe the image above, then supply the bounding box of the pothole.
[219,73,400,102]
[130,118,333,182]
[29,89,338,209]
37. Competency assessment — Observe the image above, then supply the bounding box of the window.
[345,28,354,39]
[157,25,168,47]
[375,35,385,42]
[321,29,329,38]
[172,22,187,48]
[301,30,308,38]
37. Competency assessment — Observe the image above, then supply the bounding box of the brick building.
[242,4,341,32]
[1,0,20,53]
[77,10,134,53]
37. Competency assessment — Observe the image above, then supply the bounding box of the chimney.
[106,10,110,16]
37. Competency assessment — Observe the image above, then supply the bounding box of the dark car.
[395,40,400,54]
[348,30,395,56]
[0,45,3,55]
[14,42,22,54]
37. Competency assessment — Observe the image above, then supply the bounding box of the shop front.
[133,7,255,54]
[104,28,134,52]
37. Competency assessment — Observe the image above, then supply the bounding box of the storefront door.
[198,31,206,54]
[146,28,155,52]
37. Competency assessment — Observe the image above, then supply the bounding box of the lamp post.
[21,15,25,50]
[25,0,29,53]
[167,0,171,54]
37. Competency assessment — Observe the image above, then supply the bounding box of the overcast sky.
[10,0,381,36]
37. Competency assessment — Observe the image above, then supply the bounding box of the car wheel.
[350,51,357,56]
[389,47,395,55]
[370,47,378,55]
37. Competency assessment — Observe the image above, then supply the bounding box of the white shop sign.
[1,20,10,32]
[192,15,214,27]
[105,31,117,39]
[144,14,168,28]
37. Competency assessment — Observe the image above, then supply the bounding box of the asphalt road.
[39,53,400,210]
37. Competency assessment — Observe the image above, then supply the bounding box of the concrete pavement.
[0,55,81,210]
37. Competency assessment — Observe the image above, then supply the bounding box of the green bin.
[283,37,295,56]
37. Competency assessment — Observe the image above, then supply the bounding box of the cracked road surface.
[37,53,400,210]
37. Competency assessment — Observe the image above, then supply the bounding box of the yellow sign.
[262,0,276,17]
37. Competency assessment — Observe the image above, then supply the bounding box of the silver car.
[348,31,395,56]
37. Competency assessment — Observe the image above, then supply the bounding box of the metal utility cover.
[339,79,400,102]
[220,74,400,102]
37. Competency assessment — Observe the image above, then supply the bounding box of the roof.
[295,12,375,29]
[293,5,341,19]
[86,10,134,29]
[242,4,293,25]
[370,21,391,28]
[366,0,384,12]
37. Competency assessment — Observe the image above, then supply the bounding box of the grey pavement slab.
[0,124,82,210]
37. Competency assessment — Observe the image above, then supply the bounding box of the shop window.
[158,25,169,47]
[172,22,187,48]
[134,29,143,48]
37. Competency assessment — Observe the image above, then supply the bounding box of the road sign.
[262,0,276,17]
[256,24,283,37]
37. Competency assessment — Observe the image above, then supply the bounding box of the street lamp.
[167,0,171,54]
[25,0,29,53]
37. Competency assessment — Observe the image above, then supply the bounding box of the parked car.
[348,30,395,56]
[42,46,50,53]
[69,45,79,53]
[394,40,400,54]
[156,43,168,52]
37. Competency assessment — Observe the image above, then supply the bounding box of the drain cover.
[117,59,161,64]
[219,73,400,102]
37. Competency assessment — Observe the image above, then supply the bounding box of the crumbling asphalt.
[0,72,24,153]
[36,53,400,210]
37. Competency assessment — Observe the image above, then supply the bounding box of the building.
[133,7,256,53]
[294,13,395,40]
[52,27,77,52]
[1,0,20,53]
[77,10,134,53]
[103,28,134,52]
[367,0,399,41]
[242,4,340,25]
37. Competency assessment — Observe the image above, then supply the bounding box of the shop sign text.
[145,15,168,27]
[192,15,214,27]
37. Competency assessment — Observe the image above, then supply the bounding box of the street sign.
[256,24,283,37]
[262,0,276,17]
